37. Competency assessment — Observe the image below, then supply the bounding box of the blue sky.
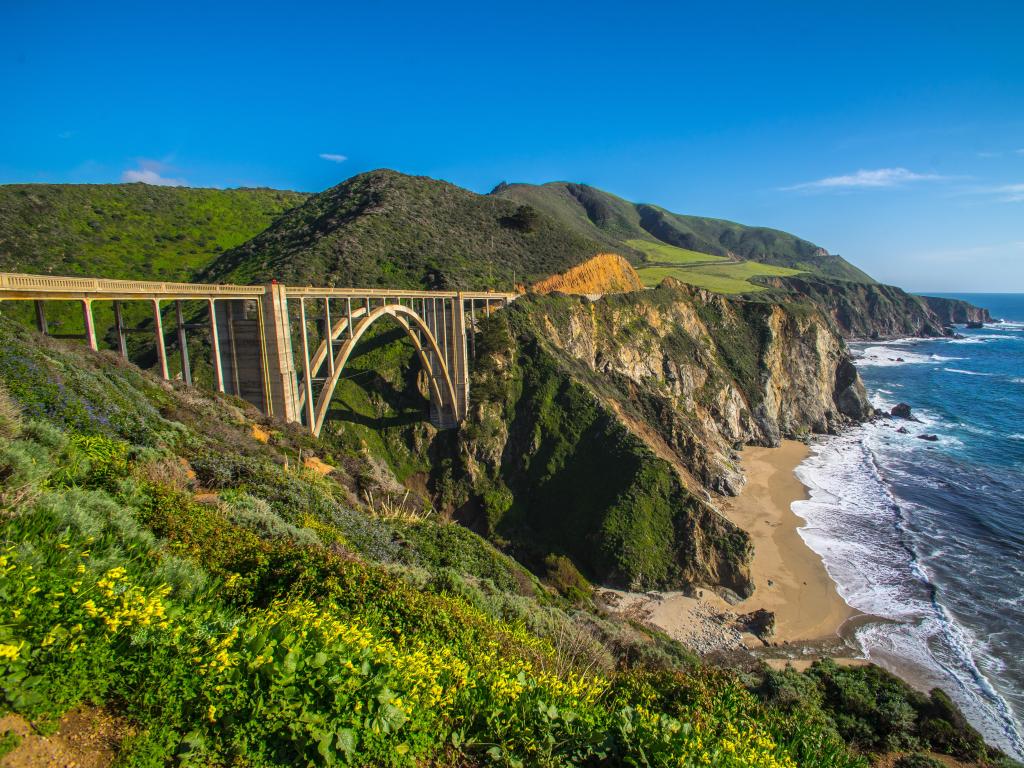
[2,0,1022,291]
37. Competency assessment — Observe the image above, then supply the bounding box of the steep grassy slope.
[202,170,602,290]
[0,183,307,280]
[492,181,876,284]
[1,315,1017,767]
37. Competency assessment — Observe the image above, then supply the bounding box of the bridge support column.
[113,301,128,359]
[208,299,225,392]
[260,283,301,424]
[175,301,191,386]
[81,300,98,351]
[451,294,470,421]
[152,299,169,380]
[34,300,47,335]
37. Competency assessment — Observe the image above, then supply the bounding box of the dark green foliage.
[542,554,591,604]
[203,170,602,291]
[492,181,876,283]
[755,660,1010,764]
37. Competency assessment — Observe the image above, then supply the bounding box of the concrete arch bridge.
[0,272,515,436]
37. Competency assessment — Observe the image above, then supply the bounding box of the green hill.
[202,170,602,290]
[0,183,307,281]
[491,181,876,289]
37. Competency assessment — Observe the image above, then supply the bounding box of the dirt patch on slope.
[0,706,130,768]
[531,253,643,295]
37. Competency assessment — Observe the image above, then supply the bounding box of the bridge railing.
[0,272,265,298]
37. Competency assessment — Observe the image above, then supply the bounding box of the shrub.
[543,553,591,604]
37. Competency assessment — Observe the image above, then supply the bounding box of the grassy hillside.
[202,170,602,291]
[492,181,876,290]
[1,316,1017,767]
[0,183,307,280]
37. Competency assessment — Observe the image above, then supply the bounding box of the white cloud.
[783,167,946,191]
[319,153,347,163]
[995,183,1024,202]
[121,159,186,186]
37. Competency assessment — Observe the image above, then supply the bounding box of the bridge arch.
[303,302,460,438]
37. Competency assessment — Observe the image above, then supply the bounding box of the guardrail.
[0,272,266,298]
[284,286,518,301]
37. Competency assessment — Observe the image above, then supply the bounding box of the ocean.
[792,293,1024,760]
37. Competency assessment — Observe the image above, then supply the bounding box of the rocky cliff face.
[762,276,991,339]
[919,294,993,325]
[456,281,871,596]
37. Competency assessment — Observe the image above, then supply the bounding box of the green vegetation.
[203,170,602,291]
[0,183,306,280]
[493,181,876,283]
[625,238,729,266]
[638,261,805,293]
[759,660,1021,767]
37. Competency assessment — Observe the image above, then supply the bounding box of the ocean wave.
[793,429,1024,758]
[944,368,996,376]
[856,347,938,367]
[1009,434,1024,442]
[948,334,1015,345]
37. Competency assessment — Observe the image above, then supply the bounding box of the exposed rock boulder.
[891,402,914,419]
[917,434,940,442]
[735,608,776,643]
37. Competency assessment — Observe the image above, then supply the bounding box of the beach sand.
[601,440,858,654]
[719,440,857,644]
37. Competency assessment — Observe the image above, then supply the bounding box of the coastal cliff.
[456,279,871,595]
[763,275,992,339]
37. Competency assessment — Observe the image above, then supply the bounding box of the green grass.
[0,183,306,280]
[637,260,804,293]
[625,238,729,266]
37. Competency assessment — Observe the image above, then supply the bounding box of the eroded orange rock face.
[531,253,643,296]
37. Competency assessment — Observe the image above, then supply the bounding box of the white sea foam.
[944,368,996,377]
[1009,434,1024,442]
[855,346,936,367]
[793,428,1024,758]
[948,334,1014,345]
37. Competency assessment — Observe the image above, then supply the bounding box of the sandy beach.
[601,440,859,655]
[719,440,857,643]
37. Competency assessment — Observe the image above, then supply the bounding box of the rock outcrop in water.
[457,279,872,595]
